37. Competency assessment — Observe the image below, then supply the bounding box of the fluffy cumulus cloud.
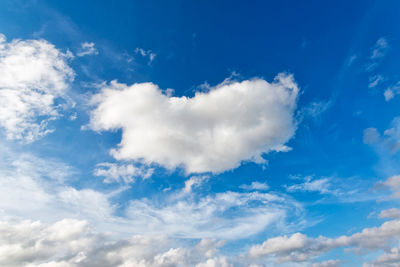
[249,219,400,264]
[89,73,299,174]
[0,218,232,267]
[0,33,74,142]
[365,246,400,267]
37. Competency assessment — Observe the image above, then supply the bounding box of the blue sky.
[0,0,400,266]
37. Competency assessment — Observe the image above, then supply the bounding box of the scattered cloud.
[0,148,304,241]
[240,181,269,191]
[363,117,400,154]
[368,74,384,88]
[365,245,400,267]
[249,219,400,264]
[347,54,357,67]
[375,175,400,199]
[370,37,389,60]
[125,190,302,239]
[379,208,400,219]
[89,73,299,174]
[0,218,232,267]
[363,128,381,145]
[384,81,400,101]
[94,162,154,184]
[301,100,332,119]
[0,33,74,142]
[135,47,156,65]
[311,260,341,267]
[182,175,209,194]
[77,42,98,57]
[366,37,389,71]
[285,176,336,195]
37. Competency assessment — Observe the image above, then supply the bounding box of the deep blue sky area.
[0,1,399,266]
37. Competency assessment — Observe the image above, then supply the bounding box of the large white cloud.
[0,33,74,142]
[89,73,299,173]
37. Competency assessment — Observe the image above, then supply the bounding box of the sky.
[0,0,400,266]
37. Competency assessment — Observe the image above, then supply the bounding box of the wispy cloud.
[94,162,154,184]
[240,181,269,191]
[77,42,98,57]
[285,176,336,195]
[135,47,156,65]
[366,37,389,71]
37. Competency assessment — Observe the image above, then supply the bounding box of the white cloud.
[135,47,156,64]
[249,219,400,264]
[301,100,331,119]
[94,162,154,184]
[182,175,209,194]
[240,181,269,191]
[77,42,98,57]
[368,74,384,88]
[285,176,335,195]
[125,190,302,239]
[384,81,400,101]
[363,128,381,145]
[384,88,395,101]
[0,218,232,267]
[89,73,299,174]
[379,208,400,219]
[366,37,389,71]
[363,117,400,155]
[0,146,303,240]
[311,260,341,267]
[375,175,400,199]
[365,246,400,267]
[0,33,74,142]
[370,37,389,60]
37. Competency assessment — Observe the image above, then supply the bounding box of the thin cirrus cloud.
[76,42,98,57]
[93,162,154,184]
[0,148,304,241]
[366,37,389,71]
[89,73,299,174]
[0,33,74,142]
